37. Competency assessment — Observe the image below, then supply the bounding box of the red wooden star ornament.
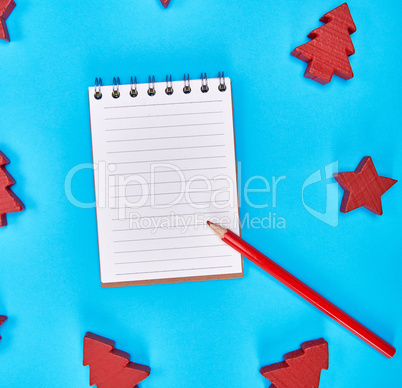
[160,0,171,8]
[0,315,7,341]
[0,0,15,42]
[260,338,329,388]
[291,3,356,84]
[333,156,397,215]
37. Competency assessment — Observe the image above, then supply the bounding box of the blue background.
[0,0,401,386]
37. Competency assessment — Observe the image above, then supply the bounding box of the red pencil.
[207,221,396,358]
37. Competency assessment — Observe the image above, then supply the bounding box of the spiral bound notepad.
[88,73,242,287]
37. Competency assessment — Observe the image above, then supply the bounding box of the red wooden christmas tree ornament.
[0,0,15,42]
[0,315,7,340]
[333,156,397,215]
[291,3,356,84]
[160,0,171,8]
[0,151,24,227]
[260,338,328,388]
[83,332,150,388]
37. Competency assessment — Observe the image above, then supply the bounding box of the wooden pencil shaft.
[208,223,395,358]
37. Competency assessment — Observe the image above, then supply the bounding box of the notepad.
[88,75,242,287]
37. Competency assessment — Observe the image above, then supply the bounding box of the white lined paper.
[88,77,242,286]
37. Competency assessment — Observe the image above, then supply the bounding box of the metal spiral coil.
[165,75,174,95]
[94,78,102,99]
[112,77,120,98]
[148,76,156,96]
[183,74,191,94]
[200,73,209,93]
[218,72,226,92]
[130,76,138,97]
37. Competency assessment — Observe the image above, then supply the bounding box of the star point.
[0,315,7,340]
[333,156,397,215]
[160,0,171,8]
[0,0,15,42]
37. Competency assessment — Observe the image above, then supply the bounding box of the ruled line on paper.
[115,255,232,265]
[112,223,215,232]
[116,266,233,276]
[106,122,225,132]
[112,210,230,221]
[113,234,214,243]
[104,100,223,109]
[106,133,225,143]
[114,244,224,254]
[112,219,228,230]
[112,199,232,210]
[105,111,224,120]
[110,176,229,188]
[107,144,225,155]
[111,190,214,199]
[109,166,227,176]
[113,197,230,206]
[112,155,226,165]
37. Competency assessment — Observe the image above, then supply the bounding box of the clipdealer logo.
[64,161,339,229]
[301,161,339,227]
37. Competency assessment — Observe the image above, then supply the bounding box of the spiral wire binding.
[148,76,156,96]
[183,74,191,94]
[218,72,227,92]
[165,75,174,95]
[112,77,120,98]
[130,76,138,97]
[200,73,209,93]
[94,78,102,99]
[93,73,227,99]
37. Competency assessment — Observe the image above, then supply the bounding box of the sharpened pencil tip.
[206,221,227,238]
